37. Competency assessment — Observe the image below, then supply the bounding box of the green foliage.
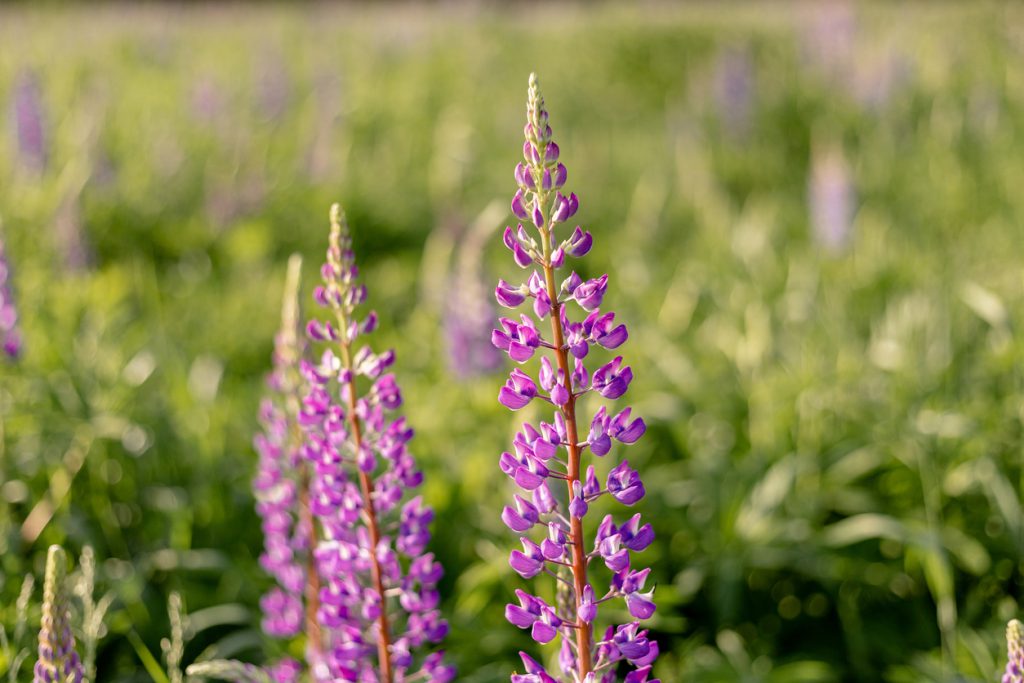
[0,4,1022,681]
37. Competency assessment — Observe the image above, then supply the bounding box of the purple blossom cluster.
[1006,620,1024,683]
[493,74,659,683]
[0,234,21,359]
[34,546,83,683]
[294,204,453,682]
[253,255,312,680]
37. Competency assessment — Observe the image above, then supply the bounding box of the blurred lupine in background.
[1006,620,1024,683]
[34,545,83,683]
[808,142,855,253]
[0,231,20,359]
[443,208,504,381]
[493,74,658,683]
[9,69,48,175]
[250,253,311,670]
[802,1,857,86]
[713,48,755,141]
[297,205,453,681]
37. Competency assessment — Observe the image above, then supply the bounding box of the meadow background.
[1,2,1023,681]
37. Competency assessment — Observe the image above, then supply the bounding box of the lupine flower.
[0,234,21,359]
[808,143,855,252]
[256,53,291,121]
[297,204,453,682]
[713,47,754,139]
[253,253,317,670]
[444,215,503,379]
[34,545,83,683]
[1006,619,1024,683]
[492,74,659,682]
[9,69,48,174]
[802,1,857,85]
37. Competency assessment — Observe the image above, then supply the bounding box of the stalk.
[494,73,660,682]
[334,324,394,683]
[539,218,593,674]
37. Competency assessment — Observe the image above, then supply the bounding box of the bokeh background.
[1,2,1023,681]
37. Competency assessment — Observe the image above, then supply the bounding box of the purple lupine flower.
[444,216,503,379]
[1006,619,1024,683]
[256,52,292,121]
[34,546,83,683]
[298,204,453,683]
[713,47,755,140]
[802,0,857,85]
[808,143,855,252]
[253,254,314,652]
[495,74,659,682]
[10,69,48,174]
[0,235,22,359]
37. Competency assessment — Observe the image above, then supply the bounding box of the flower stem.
[337,334,394,683]
[298,461,323,662]
[540,239,593,677]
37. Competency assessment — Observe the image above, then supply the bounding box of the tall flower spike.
[494,74,658,682]
[34,545,83,683]
[1006,619,1024,683]
[298,204,454,682]
[253,253,319,673]
[0,230,22,359]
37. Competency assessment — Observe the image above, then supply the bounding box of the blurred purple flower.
[444,216,503,380]
[808,144,855,252]
[802,1,857,84]
[10,69,48,174]
[253,255,312,648]
[256,53,291,121]
[713,47,755,139]
[0,234,22,359]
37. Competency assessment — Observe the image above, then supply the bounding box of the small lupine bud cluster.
[34,546,83,683]
[493,74,658,682]
[297,204,453,682]
[0,233,22,359]
[1005,619,1024,683]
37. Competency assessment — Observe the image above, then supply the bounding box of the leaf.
[822,513,908,547]
[127,630,171,683]
[186,660,270,683]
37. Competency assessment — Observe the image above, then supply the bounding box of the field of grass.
[1,3,1023,681]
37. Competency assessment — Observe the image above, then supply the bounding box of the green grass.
[0,3,1022,681]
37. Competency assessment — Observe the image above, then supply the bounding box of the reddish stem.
[340,349,394,683]
[299,465,323,662]
[541,260,594,676]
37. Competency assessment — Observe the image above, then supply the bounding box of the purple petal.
[531,621,558,644]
